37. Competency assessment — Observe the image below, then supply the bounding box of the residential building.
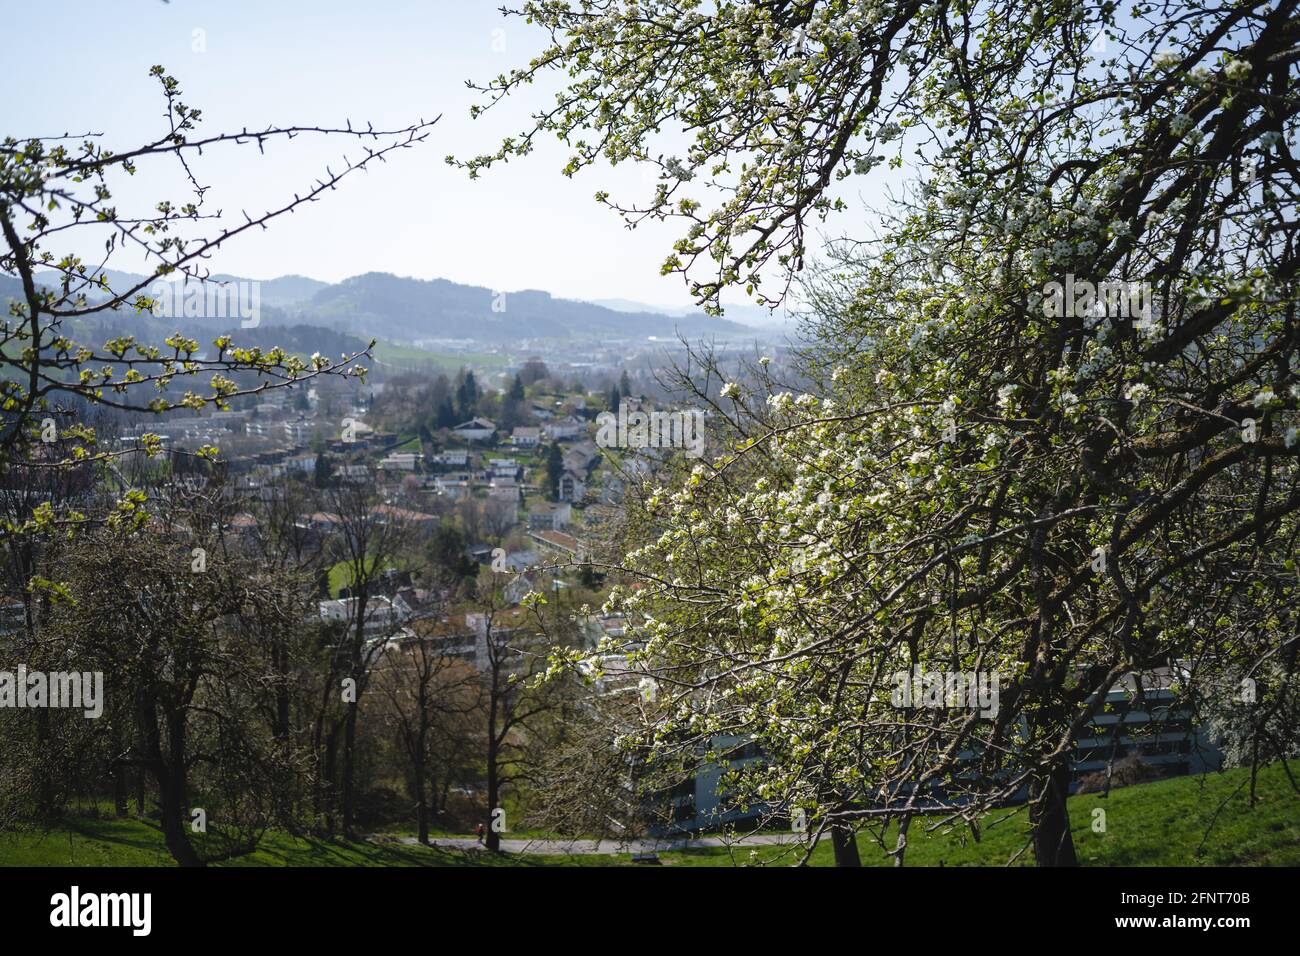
[335,464,371,484]
[432,450,470,468]
[318,596,409,639]
[529,529,586,562]
[543,417,585,441]
[558,470,586,503]
[511,426,542,448]
[283,420,316,445]
[370,503,439,531]
[378,451,422,472]
[452,418,496,442]
[527,501,571,531]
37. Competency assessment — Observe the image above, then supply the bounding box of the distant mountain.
[27,269,325,308]
[589,297,694,316]
[215,273,329,308]
[0,272,23,303]
[589,296,796,329]
[302,272,754,342]
[9,270,757,342]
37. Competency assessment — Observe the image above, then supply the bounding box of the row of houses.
[450,417,587,446]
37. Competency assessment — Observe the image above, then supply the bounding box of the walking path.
[398,833,797,855]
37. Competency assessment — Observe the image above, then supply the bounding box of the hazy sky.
[5,0,886,312]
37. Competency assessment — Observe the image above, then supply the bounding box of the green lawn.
[372,341,510,375]
[0,818,617,868]
[663,761,1300,867]
[2,763,1295,867]
[326,557,406,598]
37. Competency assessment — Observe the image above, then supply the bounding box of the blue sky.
[4,0,882,312]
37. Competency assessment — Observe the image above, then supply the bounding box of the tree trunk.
[272,639,291,741]
[322,724,340,836]
[157,778,204,868]
[893,812,912,867]
[413,755,429,844]
[1030,761,1078,866]
[485,732,501,853]
[113,761,128,818]
[35,708,56,820]
[831,824,861,867]
[155,713,204,867]
[342,702,358,838]
[340,594,368,839]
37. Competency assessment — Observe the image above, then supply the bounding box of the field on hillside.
[371,341,511,376]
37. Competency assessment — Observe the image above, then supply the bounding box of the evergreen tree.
[544,441,564,501]
[433,396,457,429]
[455,369,480,420]
[313,453,334,489]
[508,374,526,402]
[501,373,528,429]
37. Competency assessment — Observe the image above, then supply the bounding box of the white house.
[335,464,370,484]
[318,596,409,639]
[543,418,585,441]
[511,426,542,448]
[432,450,470,468]
[285,452,317,474]
[528,501,572,531]
[558,470,587,503]
[379,451,422,472]
[435,474,471,499]
[284,420,316,445]
[452,418,496,442]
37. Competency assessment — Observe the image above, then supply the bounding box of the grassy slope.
[2,763,1295,867]
[0,820,615,868]
[326,557,407,598]
[666,761,1300,867]
[372,342,510,375]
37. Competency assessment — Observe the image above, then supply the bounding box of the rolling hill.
[11,269,755,344]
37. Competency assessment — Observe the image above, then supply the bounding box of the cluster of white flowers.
[1224,58,1252,83]
[1153,50,1180,71]
[664,156,694,181]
